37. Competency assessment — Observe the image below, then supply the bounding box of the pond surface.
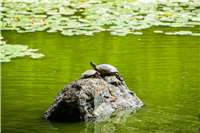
[1,26,200,133]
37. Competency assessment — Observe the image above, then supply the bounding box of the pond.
[1,25,200,133]
[1,0,200,132]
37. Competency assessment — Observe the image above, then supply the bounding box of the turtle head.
[90,61,97,69]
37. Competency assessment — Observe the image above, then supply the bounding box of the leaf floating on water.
[178,0,188,2]
[192,18,200,22]
[182,25,195,28]
[17,30,26,33]
[133,32,143,35]
[0,36,4,40]
[110,31,118,35]
[27,49,39,52]
[154,30,163,33]
[1,53,6,58]
[25,27,33,30]
[170,23,184,27]
[117,33,127,36]
[165,32,176,35]
[190,33,200,36]
[47,29,57,33]
[0,59,11,62]
[30,53,45,59]
[0,37,45,63]
[46,12,59,15]
[175,31,192,35]
[1,40,6,45]
[159,23,170,27]
[160,17,174,22]
[1,1,200,37]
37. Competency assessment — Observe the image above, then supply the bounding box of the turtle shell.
[96,64,118,74]
[82,70,98,77]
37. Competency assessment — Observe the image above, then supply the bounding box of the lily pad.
[192,18,200,22]
[0,58,11,62]
[0,40,6,45]
[1,0,200,37]
[190,33,200,36]
[133,32,143,35]
[0,38,45,63]
[110,31,118,35]
[175,31,192,35]
[165,32,176,35]
[154,30,163,33]
[30,53,45,59]
[47,29,57,33]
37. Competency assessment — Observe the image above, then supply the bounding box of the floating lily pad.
[133,32,143,35]
[47,29,57,33]
[154,30,163,33]
[175,31,192,35]
[159,23,170,27]
[110,31,118,35]
[170,23,184,27]
[0,0,200,37]
[0,41,6,46]
[165,32,176,35]
[28,49,39,52]
[31,53,45,59]
[0,58,11,62]
[192,18,200,22]
[0,39,45,63]
[160,17,172,22]
[190,33,200,36]
[17,30,27,33]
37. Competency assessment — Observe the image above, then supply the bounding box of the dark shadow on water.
[47,108,139,133]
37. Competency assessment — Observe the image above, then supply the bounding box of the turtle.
[81,69,101,78]
[90,61,123,81]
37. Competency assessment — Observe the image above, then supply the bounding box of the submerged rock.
[44,76,143,122]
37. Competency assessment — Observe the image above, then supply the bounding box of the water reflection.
[49,108,138,133]
[81,109,138,133]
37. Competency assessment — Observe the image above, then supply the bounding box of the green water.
[1,26,200,133]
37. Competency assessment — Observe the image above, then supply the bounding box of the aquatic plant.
[0,38,44,63]
[1,0,200,36]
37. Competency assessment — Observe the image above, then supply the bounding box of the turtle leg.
[98,75,102,79]
[95,73,102,79]
[95,73,99,78]
[116,73,123,81]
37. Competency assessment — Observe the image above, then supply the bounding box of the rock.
[44,76,144,122]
